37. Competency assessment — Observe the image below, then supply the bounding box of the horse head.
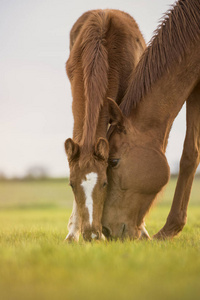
[102,100,170,240]
[65,137,109,241]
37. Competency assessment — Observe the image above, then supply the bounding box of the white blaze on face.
[81,172,98,225]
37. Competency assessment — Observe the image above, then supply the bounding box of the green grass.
[0,178,200,300]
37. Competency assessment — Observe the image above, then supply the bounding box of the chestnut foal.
[102,0,200,240]
[65,10,145,241]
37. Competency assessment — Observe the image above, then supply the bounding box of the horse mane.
[81,11,109,151]
[120,0,200,116]
[67,10,110,152]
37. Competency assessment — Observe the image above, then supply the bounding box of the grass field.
[0,178,200,300]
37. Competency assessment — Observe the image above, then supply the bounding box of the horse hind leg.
[65,200,80,242]
[154,82,200,239]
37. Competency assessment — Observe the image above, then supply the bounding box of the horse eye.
[108,159,120,168]
[69,182,74,189]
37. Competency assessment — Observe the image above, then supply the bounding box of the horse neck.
[71,70,85,144]
[83,105,109,153]
[95,104,109,137]
[72,83,109,151]
[131,45,200,152]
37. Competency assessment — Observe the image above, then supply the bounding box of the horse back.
[66,9,146,148]
[67,9,145,103]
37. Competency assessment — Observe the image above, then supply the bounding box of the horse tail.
[81,11,109,151]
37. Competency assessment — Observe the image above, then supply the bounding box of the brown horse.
[102,0,200,240]
[65,9,145,241]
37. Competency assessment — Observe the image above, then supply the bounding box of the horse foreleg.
[154,83,200,239]
[65,200,80,242]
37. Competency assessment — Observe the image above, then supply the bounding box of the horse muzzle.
[102,223,126,240]
[82,228,101,241]
[102,223,151,240]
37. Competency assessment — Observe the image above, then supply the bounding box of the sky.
[1,0,195,178]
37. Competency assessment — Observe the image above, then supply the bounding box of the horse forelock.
[120,0,200,116]
[78,153,93,170]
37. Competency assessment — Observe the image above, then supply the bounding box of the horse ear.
[108,97,124,126]
[94,138,109,161]
[65,138,80,161]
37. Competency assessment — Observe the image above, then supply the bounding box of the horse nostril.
[83,232,91,241]
[118,223,126,238]
[102,226,111,239]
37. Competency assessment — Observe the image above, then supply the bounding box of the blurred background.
[1,3,200,298]
[1,0,199,180]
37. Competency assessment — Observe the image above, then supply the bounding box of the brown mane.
[120,0,200,116]
[67,11,110,151]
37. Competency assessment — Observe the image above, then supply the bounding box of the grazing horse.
[102,0,200,240]
[65,10,145,241]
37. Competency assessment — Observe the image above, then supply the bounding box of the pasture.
[0,178,200,300]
